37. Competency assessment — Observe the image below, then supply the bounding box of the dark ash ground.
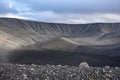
[0,63,120,80]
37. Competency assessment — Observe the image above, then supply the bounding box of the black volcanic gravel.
[0,63,120,80]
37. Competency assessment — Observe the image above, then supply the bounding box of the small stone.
[102,68,106,73]
[105,73,111,77]
[23,74,27,79]
[115,67,119,70]
[105,66,110,69]
[31,64,36,66]
[23,67,26,70]
[95,71,99,74]
[58,65,62,67]
[79,62,89,68]
[30,68,34,71]
[105,78,110,80]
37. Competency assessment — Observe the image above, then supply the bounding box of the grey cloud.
[13,0,120,14]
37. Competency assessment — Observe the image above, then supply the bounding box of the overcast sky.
[0,0,120,24]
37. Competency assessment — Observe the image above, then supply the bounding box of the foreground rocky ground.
[0,63,120,80]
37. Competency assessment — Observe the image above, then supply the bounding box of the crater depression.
[0,18,120,67]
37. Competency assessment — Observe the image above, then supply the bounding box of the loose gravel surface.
[0,63,120,80]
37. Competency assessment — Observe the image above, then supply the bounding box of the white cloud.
[31,12,120,24]
[0,11,120,24]
[0,13,23,19]
[0,13,34,20]
[53,13,120,24]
